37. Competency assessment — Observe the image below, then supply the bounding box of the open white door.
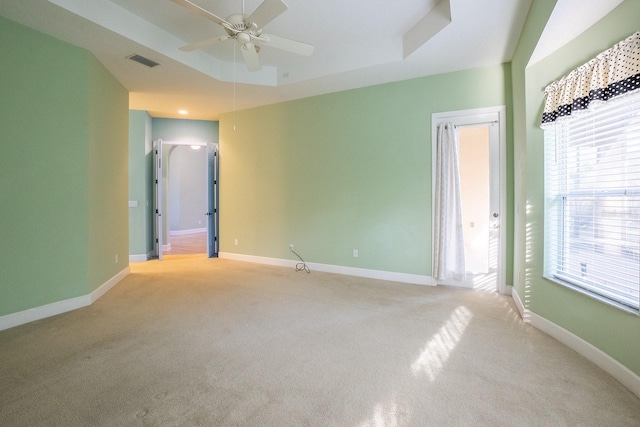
[206,143,219,257]
[154,139,164,260]
[432,107,507,293]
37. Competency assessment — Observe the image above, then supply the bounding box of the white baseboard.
[513,287,639,398]
[219,252,293,268]
[170,228,206,236]
[162,243,171,251]
[0,266,130,332]
[129,254,148,262]
[511,291,640,399]
[90,267,129,303]
[130,250,154,262]
[511,287,530,321]
[218,252,435,286]
[529,311,640,399]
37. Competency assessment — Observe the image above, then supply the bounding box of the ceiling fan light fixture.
[174,0,313,72]
[237,32,251,45]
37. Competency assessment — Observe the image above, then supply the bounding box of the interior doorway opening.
[166,145,207,255]
[154,140,219,260]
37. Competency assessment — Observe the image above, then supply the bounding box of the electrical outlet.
[290,243,294,250]
[115,254,118,263]
[353,249,359,258]
[234,239,238,246]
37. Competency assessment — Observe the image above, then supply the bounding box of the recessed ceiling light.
[178,110,188,115]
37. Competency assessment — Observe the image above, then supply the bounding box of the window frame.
[543,93,640,315]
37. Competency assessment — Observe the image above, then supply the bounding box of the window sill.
[544,274,639,316]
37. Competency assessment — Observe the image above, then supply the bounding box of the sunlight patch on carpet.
[411,306,473,381]
[358,395,410,427]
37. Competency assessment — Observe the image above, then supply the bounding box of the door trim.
[431,106,508,294]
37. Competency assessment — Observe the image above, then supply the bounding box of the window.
[544,92,640,312]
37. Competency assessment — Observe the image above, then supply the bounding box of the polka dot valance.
[541,31,640,127]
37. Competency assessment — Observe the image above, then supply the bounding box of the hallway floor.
[165,231,207,255]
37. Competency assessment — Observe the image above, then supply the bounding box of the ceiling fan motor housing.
[225,14,249,34]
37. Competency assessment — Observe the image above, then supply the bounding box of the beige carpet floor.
[1,255,639,426]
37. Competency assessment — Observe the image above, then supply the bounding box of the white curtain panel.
[433,123,466,281]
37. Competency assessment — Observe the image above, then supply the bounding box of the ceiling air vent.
[127,54,160,68]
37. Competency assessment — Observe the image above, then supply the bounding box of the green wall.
[152,118,219,143]
[219,64,512,277]
[0,17,129,316]
[511,0,556,307]
[512,0,640,375]
[128,110,154,257]
[88,58,129,287]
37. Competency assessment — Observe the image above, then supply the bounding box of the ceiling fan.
[172,0,314,72]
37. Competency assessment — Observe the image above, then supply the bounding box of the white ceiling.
[0,0,615,121]
[528,0,624,65]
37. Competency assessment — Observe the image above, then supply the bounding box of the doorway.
[431,106,507,293]
[154,140,219,259]
[167,145,206,255]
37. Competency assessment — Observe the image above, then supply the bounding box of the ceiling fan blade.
[240,43,262,72]
[248,0,287,28]
[171,0,230,28]
[258,33,314,56]
[179,36,229,52]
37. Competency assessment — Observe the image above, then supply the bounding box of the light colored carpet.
[1,255,639,426]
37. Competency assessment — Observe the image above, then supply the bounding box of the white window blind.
[544,92,640,312]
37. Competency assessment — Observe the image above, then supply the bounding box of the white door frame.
[431,106,508,295]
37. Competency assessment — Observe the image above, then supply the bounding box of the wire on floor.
[291,248,310,273]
